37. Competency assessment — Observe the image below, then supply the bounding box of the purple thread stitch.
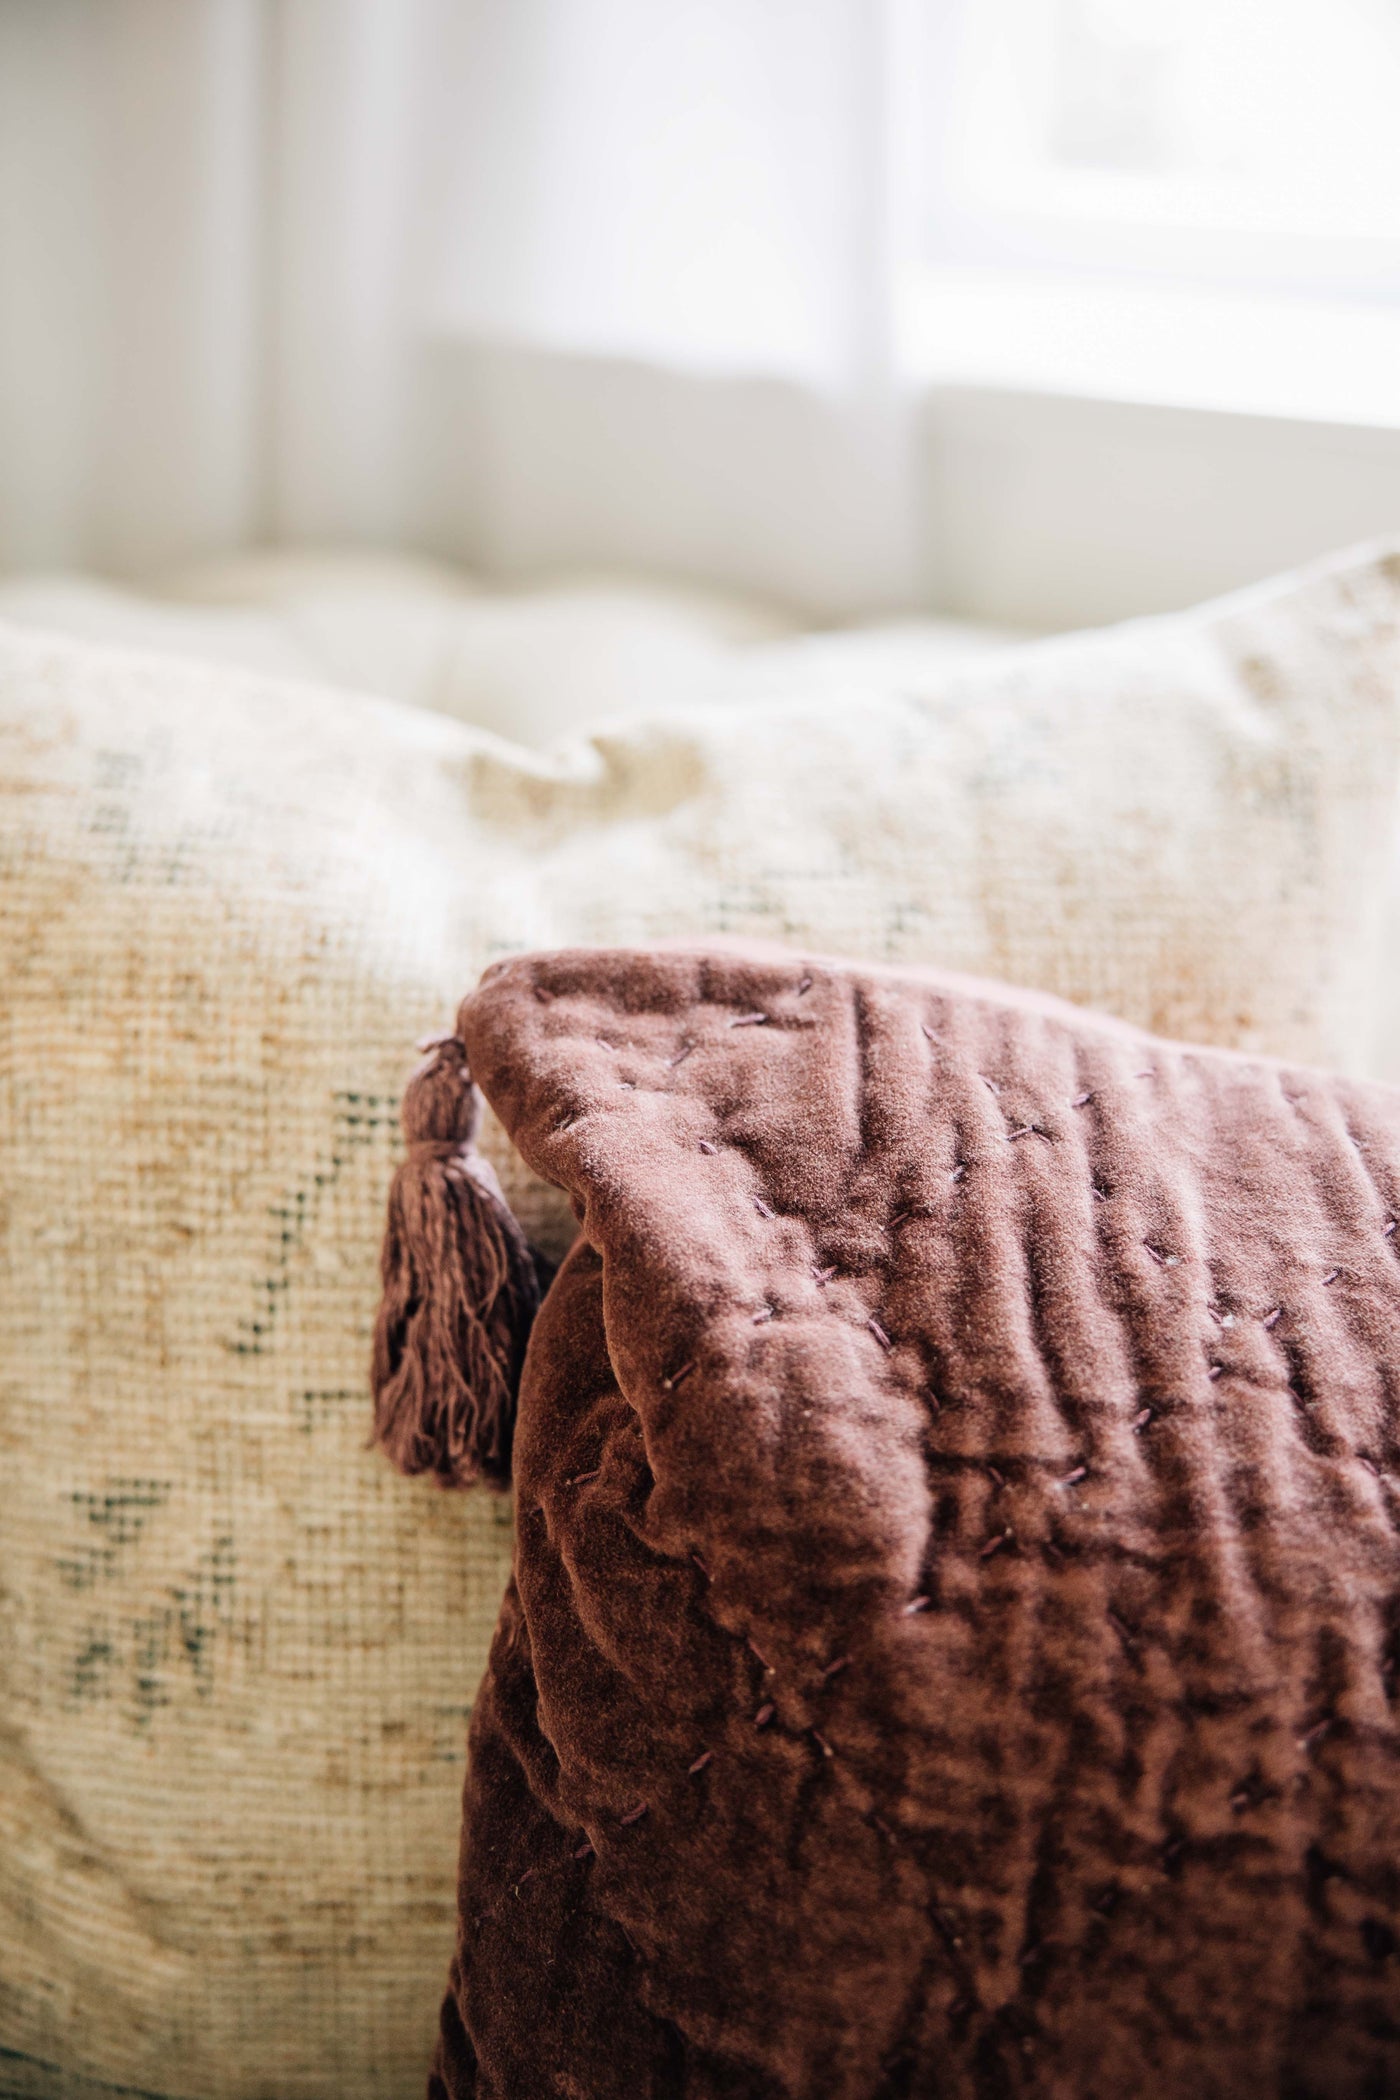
[820,1655,852,1682]
[902,1596,930,1616]
[747,1636,772,1668]
[688,1751,713,1775]
[921,1023,941,1043]
[951,1163,966,1183]
[1064,1465,1088,1486]
[729,1011,769,1028]
[811,1729,835,1759]
[1132,1407,1154,1431]
[662,1361,695,1391]
[752,1306,775,1324]
[1208,1364,1224,1381]
[691,1551,710,1577]
[868,1317,893,1350]
[754,1196,775,1218]
[619,1803,648,1826]
[667,1043,694,1068]
[574,1840,594,1859]
[797,976,813,995]
[980,1529,1013,1560]
[754,1702,775,1727]
[698,1140,718,1154]
[1071,1090,1094,1108]
[1262,1307,1283,1330]
[813,1264,838,1286]
[568,1468,602,1486]
[1322,1268,1341,1286]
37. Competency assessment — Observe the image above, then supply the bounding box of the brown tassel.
[371,1035,543,1490]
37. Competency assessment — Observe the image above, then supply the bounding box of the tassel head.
[400,1034,481,1148]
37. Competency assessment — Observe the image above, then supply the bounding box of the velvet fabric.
[427,943,1400,2098]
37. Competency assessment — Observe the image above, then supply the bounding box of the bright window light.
[912,0,1400,420]
[934,0,1400,255]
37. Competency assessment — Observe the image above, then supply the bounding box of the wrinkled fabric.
[437,943,1400,2099]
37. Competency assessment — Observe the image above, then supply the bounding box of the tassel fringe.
[371,1035,543,1489]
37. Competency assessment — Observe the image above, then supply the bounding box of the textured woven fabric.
[442,942,1400,2100]
[0,541,1399,2098]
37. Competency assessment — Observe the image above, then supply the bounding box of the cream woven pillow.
[1,541,1398,2100]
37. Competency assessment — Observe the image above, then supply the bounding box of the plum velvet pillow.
[373,943,1400,2100]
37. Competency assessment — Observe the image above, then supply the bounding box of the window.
[910,0,1400,421]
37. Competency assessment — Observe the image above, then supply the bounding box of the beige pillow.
[1,541,1397,2100]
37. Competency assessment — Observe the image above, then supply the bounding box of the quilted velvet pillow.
[390,943,1400,2100]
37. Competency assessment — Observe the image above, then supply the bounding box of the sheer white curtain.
[0,0,440,571]
[0,0,266,571]
[431,0,891,386]
[0,0,914,611]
